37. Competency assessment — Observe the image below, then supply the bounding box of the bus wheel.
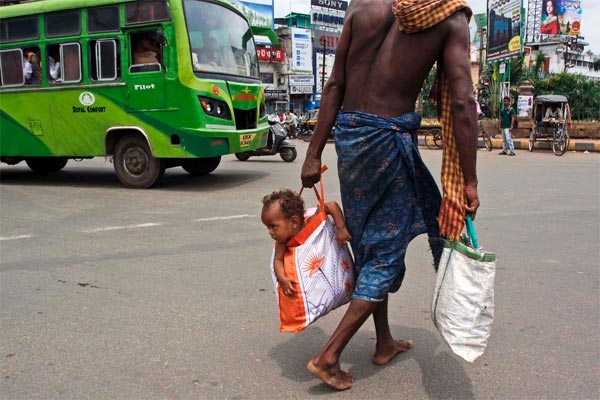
[26,157,68,173]
[114,135,164,188]
[181,156,221,175]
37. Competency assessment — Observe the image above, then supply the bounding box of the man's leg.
[507,128,515,154]
[501,128,508,153]
[308,298,377,390]
[371,296,414,365]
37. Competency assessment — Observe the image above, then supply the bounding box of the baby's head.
[261,189,304,243]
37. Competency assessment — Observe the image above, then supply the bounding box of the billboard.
[487,0,523,62]
[541,0,582,36]
[291,28,313,73]
[232,0,274,28]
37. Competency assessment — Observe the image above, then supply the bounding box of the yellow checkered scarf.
[393,0,472,240]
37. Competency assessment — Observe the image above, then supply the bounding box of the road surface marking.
[82,222,164,233]
[193,214,255,222]
[0,234,33,241]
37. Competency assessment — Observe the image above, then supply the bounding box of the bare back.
[340,0,462,118]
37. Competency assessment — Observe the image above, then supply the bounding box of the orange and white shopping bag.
[270,178,356,333]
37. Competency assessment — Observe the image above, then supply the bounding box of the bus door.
[126,30,166,111]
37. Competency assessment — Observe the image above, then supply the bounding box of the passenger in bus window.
[23,48,41,85]
[47,47,62,82]
[133,32,160,64]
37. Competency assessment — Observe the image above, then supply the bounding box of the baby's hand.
[336,227,352,246]
[278,276,297,297]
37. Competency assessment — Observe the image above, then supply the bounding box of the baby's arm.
[324,201,352,245]
[273,242,297,297]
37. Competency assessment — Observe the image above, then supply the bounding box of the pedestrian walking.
[300,0,479,391]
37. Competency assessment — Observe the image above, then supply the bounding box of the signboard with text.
[232,0,274,28]
[291,28,312,72]
[312,30,341,52]
[487,0,523,62]
[310,0,347,31]
[256,45,284,62]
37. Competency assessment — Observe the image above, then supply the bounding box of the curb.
[417,137,599,152]
[498,138,600,152]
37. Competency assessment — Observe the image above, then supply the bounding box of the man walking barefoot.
[301,0,479,390]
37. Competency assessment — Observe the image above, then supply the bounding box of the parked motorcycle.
[234,119,297,162]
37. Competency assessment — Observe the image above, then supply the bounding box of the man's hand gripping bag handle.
[298,165,328,210]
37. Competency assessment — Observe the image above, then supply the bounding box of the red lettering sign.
[256,46,285,62]
[235,93,256,101]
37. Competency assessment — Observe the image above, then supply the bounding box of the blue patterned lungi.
[334,111,442,302]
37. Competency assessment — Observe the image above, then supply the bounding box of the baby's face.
[261,203,299,244]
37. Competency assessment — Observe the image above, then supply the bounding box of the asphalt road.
[1,143,599,400]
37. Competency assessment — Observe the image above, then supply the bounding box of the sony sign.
[311,0,348,11]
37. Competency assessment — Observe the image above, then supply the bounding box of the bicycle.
[424,124,492,151]
[479,120,493,151]
[424,128,443,150]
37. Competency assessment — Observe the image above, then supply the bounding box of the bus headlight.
[199,96,232,120]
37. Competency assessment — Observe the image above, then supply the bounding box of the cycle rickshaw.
[528,95,570,156]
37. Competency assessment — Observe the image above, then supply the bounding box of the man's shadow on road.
[268,324,474,399]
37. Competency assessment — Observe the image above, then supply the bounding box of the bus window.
[23,47,41,85]
[45,11,81,38]
[47,43,81,84]
[87,6,120,33]
[130,31,161,73]
[0,49,24,86]
[0,16,39,43]
[89,39,119,81]
[125,0,170,25]
[184,0,258,78]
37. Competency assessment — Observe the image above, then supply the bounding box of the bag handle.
[465,215,479,249]
[298,165,328,211]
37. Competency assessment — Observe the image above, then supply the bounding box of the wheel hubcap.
[124,147,147,175]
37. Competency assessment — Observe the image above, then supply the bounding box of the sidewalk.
[493,136,600,152]
[418,136,600,152]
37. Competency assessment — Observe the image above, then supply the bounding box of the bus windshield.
[184,0,259,78]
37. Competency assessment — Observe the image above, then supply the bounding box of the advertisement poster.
[541,0,583,36]
[487,0,522,62]
[291,28,312,73]
[232,0,274,28]
[517,94,533,118]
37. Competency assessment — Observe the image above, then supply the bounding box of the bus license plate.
[240,133,256,148]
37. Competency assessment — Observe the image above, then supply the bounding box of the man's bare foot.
[307,359,353,390]
[372,338,413,365]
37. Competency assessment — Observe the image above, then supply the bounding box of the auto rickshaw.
[529,95,570,156]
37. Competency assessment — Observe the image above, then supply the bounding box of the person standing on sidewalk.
[498,96,516,156]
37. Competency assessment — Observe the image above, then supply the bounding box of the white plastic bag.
[270,208,355,332]
[431,217,496,362]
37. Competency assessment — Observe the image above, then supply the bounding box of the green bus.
[0,0,269,188]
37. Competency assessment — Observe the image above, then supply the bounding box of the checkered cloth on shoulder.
[393,0,472,240]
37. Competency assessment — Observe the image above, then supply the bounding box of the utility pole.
[320,36,327,94]
[477,28,487,87]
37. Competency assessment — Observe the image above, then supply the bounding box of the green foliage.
[479,53,599,121]
[533,73,600,120]
[420,67,438,119]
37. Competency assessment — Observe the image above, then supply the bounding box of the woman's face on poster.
[546,1,554,16]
